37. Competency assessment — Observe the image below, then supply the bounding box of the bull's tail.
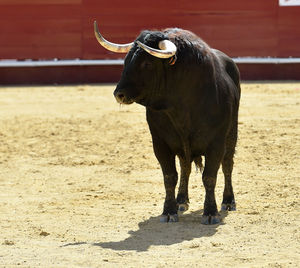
[194,156,204,173]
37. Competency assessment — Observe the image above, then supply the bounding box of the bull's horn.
[137,40,177,59]
[94,21,133,53]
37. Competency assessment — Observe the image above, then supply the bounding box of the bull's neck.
[164,105,192,162]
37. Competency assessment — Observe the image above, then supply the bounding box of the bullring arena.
[0,82,299,267]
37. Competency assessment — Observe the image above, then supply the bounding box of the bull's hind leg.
[221,157,236,211]
[176,157,191,213]
[221,125,237,211]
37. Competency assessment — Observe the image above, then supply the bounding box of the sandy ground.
[0,82,299,267]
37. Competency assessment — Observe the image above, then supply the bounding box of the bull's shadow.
[94,210,228,252]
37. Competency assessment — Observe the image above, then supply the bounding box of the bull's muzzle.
[114,89,134,105]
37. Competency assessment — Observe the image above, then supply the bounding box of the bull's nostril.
[114,90,133,104]
[117,93,125,100]
[115,92,126,103]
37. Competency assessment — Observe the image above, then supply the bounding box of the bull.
[94,21,241,224]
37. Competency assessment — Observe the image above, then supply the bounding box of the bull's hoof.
[178,203,189,214]
[169,214,179,222]
[160,214,179,223]
[160,215,169,222]
[221,202,236,211]
[201,215,221,225]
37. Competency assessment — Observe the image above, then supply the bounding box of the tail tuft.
[194,156,204,173]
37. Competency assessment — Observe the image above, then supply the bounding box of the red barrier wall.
[0,0,300,82]
[1,0,300,60]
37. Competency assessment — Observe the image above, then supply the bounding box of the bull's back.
[213,49,241,96]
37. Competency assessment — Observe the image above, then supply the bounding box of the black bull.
[98,27,241,224]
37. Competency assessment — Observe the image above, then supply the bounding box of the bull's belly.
[146,108,221,159]
[163,133,211,159]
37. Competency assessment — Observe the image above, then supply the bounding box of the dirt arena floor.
[0,82,299,267]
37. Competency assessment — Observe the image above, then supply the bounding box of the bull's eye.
[141,61,153,70]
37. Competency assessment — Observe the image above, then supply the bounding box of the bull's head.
[94,21,177,109]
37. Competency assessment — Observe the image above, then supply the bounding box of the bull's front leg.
[201,146,224,225]
[162,173,178,222]
[152,137,178,223]
[177,156,191,213]
[202,174,219,224]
